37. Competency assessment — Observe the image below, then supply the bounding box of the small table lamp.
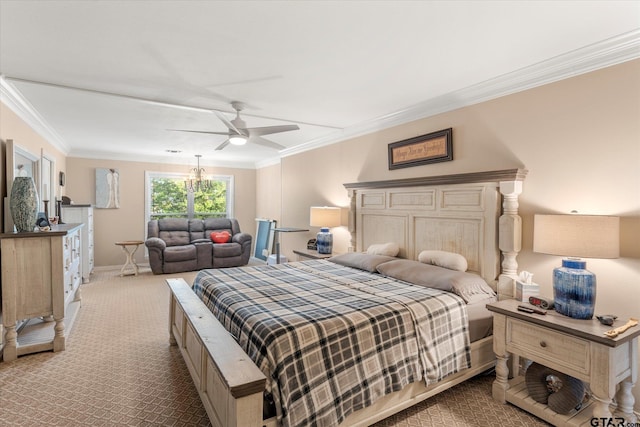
[309,206,341,254]
[533,214,619,319]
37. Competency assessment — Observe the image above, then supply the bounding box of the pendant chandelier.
[185,154,212,192]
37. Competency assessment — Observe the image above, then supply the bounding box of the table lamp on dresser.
[533,213,619,320]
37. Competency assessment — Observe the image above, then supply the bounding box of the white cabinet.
[61,205,94,283]
[1,224,83,361]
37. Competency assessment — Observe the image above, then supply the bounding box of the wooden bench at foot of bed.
[167,278,266,427]
[168,277,496,427]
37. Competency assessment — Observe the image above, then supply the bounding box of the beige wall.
[271,59,640,410]
[1,102,67,232]
[66,157,256,267]
[255,162,282,223]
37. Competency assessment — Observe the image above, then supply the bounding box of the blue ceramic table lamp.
[533,214,619,319]
[309,206,341,254]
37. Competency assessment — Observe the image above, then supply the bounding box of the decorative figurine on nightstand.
[596,314,617,326]
[603,317,638,338]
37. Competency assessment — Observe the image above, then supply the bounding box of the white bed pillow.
[328,252,397,272]
[366,242,400,257]
[418,250,468,272]
[376,259,495,303]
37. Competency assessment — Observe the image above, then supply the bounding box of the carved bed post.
[347,188,357,252]
[497,180,523,299]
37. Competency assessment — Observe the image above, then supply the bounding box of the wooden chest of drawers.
[1,224,83,361]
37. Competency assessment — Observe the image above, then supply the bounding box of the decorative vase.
[316,227,333,254]
[552,259,596,320]
[10,176,39,232]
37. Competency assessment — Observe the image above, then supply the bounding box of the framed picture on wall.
[95,168,120,208]
[388,128,453,170]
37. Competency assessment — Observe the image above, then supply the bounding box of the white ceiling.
[1,1,639,169]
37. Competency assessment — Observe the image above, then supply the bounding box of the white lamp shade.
[533,214,619,259]
[310,206,341,228]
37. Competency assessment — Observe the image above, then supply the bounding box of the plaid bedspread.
[193,260,471,427]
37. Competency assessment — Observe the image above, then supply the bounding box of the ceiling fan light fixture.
[229,135,248,146]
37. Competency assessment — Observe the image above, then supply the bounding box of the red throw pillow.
[210,231,231,243]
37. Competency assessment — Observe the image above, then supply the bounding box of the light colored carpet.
[0,268,549,426]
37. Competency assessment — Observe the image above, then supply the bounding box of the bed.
[167,169,527,427]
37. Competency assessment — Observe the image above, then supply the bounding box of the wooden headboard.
[344,169,527,300]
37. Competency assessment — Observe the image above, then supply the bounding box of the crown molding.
[0,76,70,154]
[281,29,640,159]
[255,156,281,169]
[68,149,259,170]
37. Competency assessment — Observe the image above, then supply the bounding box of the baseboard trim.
[92,263,151,272]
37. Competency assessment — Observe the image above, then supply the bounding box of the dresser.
[61,205,94,283]
[487,299,638,426]
[1,224,83,361]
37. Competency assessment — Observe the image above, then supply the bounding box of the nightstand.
[487,299,638,426]
[292,249,335,261]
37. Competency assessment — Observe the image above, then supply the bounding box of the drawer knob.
[539,341,547,348]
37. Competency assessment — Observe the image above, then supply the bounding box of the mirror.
[4,139,39,232]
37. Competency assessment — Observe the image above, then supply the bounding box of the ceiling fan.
[169,101,299,151]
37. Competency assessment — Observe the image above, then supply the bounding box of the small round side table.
[115,240,144,276]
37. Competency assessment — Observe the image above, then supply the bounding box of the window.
[145,172,234,223]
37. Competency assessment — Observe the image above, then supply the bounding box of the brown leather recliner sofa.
[145,218,252,274]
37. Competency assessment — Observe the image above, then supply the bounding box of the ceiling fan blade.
[215,139,231,151]
[215,111,244,135]
[247,124,300,137]
[249,136,286,150]
[167,129,230,135]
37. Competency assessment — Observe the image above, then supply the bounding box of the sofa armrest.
[232,232,252,245]
[145,237,167,251]
[145,237,166,274]
[233,232,252,266]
